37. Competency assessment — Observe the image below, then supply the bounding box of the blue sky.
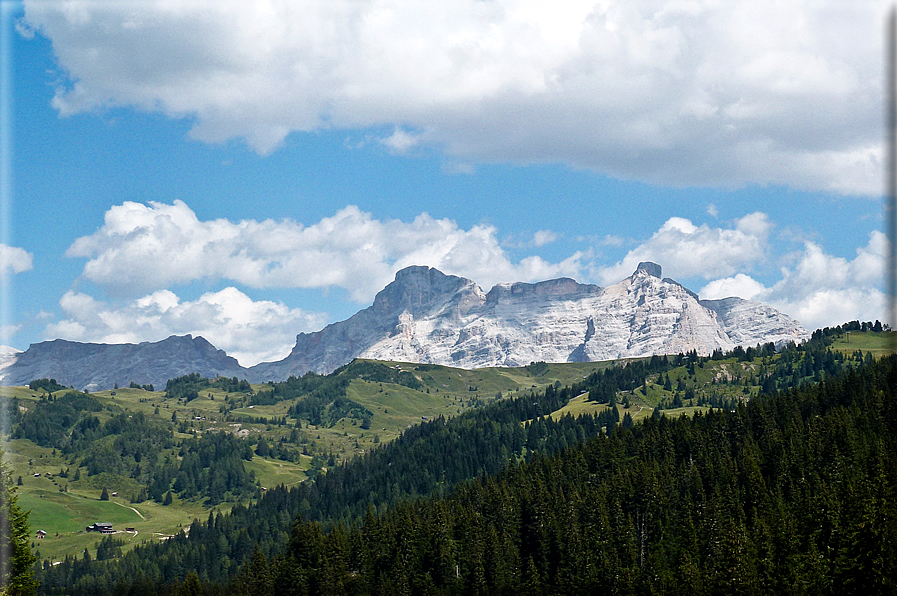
[1,1,890,366]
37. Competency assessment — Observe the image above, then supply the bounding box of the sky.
[0,0,891,367]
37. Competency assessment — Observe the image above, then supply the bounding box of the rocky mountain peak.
[371,266,481,318]
[635,262,663,278]
[256,264,807,375]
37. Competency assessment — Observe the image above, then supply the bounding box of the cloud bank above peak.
[699,231,888,332]
[595,212,772,284]
[24,0,885,194]
[66,201,585,300]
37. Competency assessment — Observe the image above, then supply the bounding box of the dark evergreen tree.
[0,449,37,595]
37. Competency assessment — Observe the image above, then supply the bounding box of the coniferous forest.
[31,344,897,594]
[229,355,897,595]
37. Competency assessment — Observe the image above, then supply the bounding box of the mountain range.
[0,262,809,391]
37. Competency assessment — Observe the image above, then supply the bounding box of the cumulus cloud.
[532,229,558,247]
[0,244,33,276]
[699,231,888,331]
[45,287,327,366]
[380,128,422,154]
[596,212,772,284]
[67,200,585,299]
[699,274,767,301]
[23,0,884,194]
[0,324,23,344]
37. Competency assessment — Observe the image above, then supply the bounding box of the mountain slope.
[0,335,243,391]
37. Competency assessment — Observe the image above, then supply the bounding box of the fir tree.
[0,449,37,595]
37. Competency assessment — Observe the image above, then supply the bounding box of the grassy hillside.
[1,358,614,564]
[5,435,222,562]
[829,329,895,357]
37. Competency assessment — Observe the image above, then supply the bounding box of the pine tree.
[239,546,273,596]
[174,571,203,596]
[100,488,109,501]
[0,448,37,595]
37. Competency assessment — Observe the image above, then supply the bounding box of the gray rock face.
[0,263,810,389]
[247,263,809,378]
[248,266,487,380]
[0,335,244,392]
[700,297,805,349]
[636,261,663,278]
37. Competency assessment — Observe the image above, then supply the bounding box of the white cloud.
[67,200,585,299]
[380,128,421,154]
[699,274,767,301]
[532,229,557,246]
[23,0,886,194]
[441,161,476,175]
[0,324,23,344]
[699,231,888,331]
[45,287,327,366]
[0,244,33,276]
[762,231,888,329]
[600,234,625,247]
[596,212,772,284]
[14,17,35,40]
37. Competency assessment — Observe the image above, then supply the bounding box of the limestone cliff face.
[0,346,20,382]
[247,266,487,380]
[247,263,809,378]
[700,297,806,349]
[0,264,810,388]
